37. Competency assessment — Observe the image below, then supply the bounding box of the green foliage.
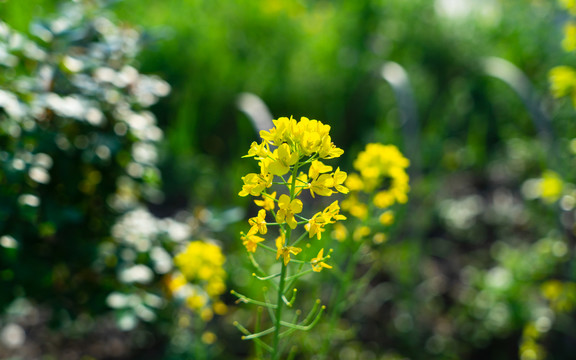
[0,1,167,317]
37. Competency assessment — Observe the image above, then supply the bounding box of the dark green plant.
[0,0,168,318]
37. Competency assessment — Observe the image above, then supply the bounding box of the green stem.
[272,160,300,360]
[272,260,288,359]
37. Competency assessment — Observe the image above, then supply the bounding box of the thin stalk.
[271,160,300,360]
[271,260,288,359]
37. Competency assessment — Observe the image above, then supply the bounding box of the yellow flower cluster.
[168,241,227,320]
[560,0,576,15]
[549,1,576,106]
[239,116,347,272]
[342,143,409,215]
[339,143,409,243]
[541,279,576,313]
[550,66,576,107]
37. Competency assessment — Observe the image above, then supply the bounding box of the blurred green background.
[2,0,576,359]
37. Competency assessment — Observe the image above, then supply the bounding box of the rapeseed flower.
[238,115,346,285]
[539,171,563,203]
[560,0,576,15]
[254,191,276,211]
[563,22,576,52]
[342,143,409,220]
[549,66,576,106]
[310,249,332,272]
[248,209,268,234]
[275,234,302,266]
[241,229,265,253]
[170,240,227,316]
[277,194,303,229]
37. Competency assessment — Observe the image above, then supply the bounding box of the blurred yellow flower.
[352,143,410,207]
[171,240,227,315]
[539,171,563,203]
[549,66,576,106]
[201,331,217,345]
[332,222,348,242]
[563,22,576,52]
[379,211,395,226]
[560,0,576,15]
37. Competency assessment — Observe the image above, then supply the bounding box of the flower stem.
[272,161,300,359]
[272,259,288,359]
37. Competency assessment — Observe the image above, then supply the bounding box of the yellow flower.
[186,294,207,310]
[268,143,299,176]
[254,191,276,211]
[353,226,371,241]
[260,116,297,146]
[310,249,332,272]
[309,174,333,198]
[541,280,576,312]
[167,273,187,294]
[239,173,273,197]
[374,191,395,208]
[201,331,217,345]
[306,160,335,198]
[277,194,303,229]
[213,301,228,315]
[373,232,387,244]
[305,201,345,240]
[379,210,395,226]
[539,171,563,203]
[345,173,364,192]
[244,141,270,159]
[549,66,576,106]
[353,143,410,193]
[306,212,328,240]
[206,280,226,296]
[333,167,349,194]
[341,195,368,220]
[563,22,576,52]
[295,117,332,155]
[323,201,346,222]
[318,135,344,159]
[331,222,348,242]
[241,228,265,253]
[560,0,576,15]
[248,209,268,234]
[309,160,332,179]
[174,241,226,282]
[275,234,302,265]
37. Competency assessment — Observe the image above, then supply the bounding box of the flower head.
[254,191,276,211]
[352,143,410,207]
[277,194,303,229]
[275,234,302,265]
[239,173,272,197]
[248,209,268,234]
[268,143,299,176]
[310,249,332,272]
[241,228,265,253]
